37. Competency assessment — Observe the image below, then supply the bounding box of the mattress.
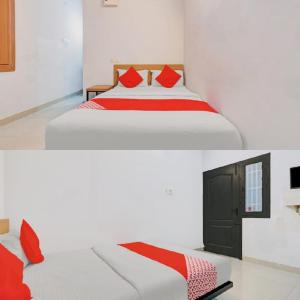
[24,244,231,300]
[45,86,243,149]
[24,249,140,300]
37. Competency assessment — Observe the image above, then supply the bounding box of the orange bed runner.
[79,98,218,113]
[120,242,188,279]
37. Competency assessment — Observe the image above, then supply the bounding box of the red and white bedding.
[79,98,218,113]
[46,86,243,149]
[92,242,228,300]
[24,242,231,300]
[120,242,217,300]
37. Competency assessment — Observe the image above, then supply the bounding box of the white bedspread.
[92,244,188,300]
[45,87,243,149]
[24,249,140,300]
[24,244,231,300]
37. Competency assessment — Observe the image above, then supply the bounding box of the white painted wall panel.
[0,0,83,120]
[83,0,184,90]
[4,151,203,254]
[185,0,300,148]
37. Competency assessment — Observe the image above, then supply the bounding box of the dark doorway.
[203,153,271,260]
[203,163,242,259]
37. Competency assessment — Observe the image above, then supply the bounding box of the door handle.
[232,208,239,216]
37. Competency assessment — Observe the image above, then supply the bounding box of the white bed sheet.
[94,86,204,100]
[45,86,243,149]
[24,245,231,300]
[93,244,187,300]
[24,249,139,300]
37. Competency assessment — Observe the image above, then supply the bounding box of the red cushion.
[155,65,182,88]
[119,67,143,88]
[0,285,31,300]
[0,244,31,300]
[20,220,44,264]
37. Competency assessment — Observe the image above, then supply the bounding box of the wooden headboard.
[0,219,9,234]
[113,64,184,86]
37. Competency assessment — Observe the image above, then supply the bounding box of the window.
[245,162,263,212]
[0,0,15,72]
[241,153,270,218]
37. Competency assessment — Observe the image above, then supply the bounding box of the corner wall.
[185,1,300,148]
[0,0,83,120]
[83,0,184,89]
[202,150,300,268]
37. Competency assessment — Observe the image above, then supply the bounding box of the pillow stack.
[0,220,44,300]
[20,220,44,264]
[117,65,184,88]
[151,65,184,88]
[152,66,183,89]
[0,245,31,300]
[118,67,148,88]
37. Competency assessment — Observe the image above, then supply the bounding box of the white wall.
[0,151,4,218]
[83,0,184,89]
[4,150,300,268]
[3,151,203,254]
[185,1,300,149]
[203,150,300,268]
[0,0,83,120]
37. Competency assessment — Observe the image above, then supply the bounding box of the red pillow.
[0,244,31,300]
[119,67,143,88]
[155,65,182,88]
[20,220,44,264]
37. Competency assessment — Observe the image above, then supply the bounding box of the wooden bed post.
[0,219,10,234]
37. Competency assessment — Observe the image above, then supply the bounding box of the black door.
[203,164,242,259]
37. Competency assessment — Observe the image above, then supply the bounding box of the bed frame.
[113,64,185,86]
[197,281,233,300]
[0,219,9,234]
[0,218,233,299]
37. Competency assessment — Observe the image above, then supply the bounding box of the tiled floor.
[219,258,300,300]
[0,94,83,149]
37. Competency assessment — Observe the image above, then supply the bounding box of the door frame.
[203,163,243,260]
[203,153,271,260]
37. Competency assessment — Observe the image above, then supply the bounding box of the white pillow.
[118,69,149,87]
[151,70,184,87]
[0,234,29,267]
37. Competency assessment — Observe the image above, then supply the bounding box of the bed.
[0,220,232,300]
[45,64,243,150]
[24,243,232,300]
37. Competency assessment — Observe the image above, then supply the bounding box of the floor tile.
[0,94,83,149]
[287,285,300,300]
[218,258,300,300]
